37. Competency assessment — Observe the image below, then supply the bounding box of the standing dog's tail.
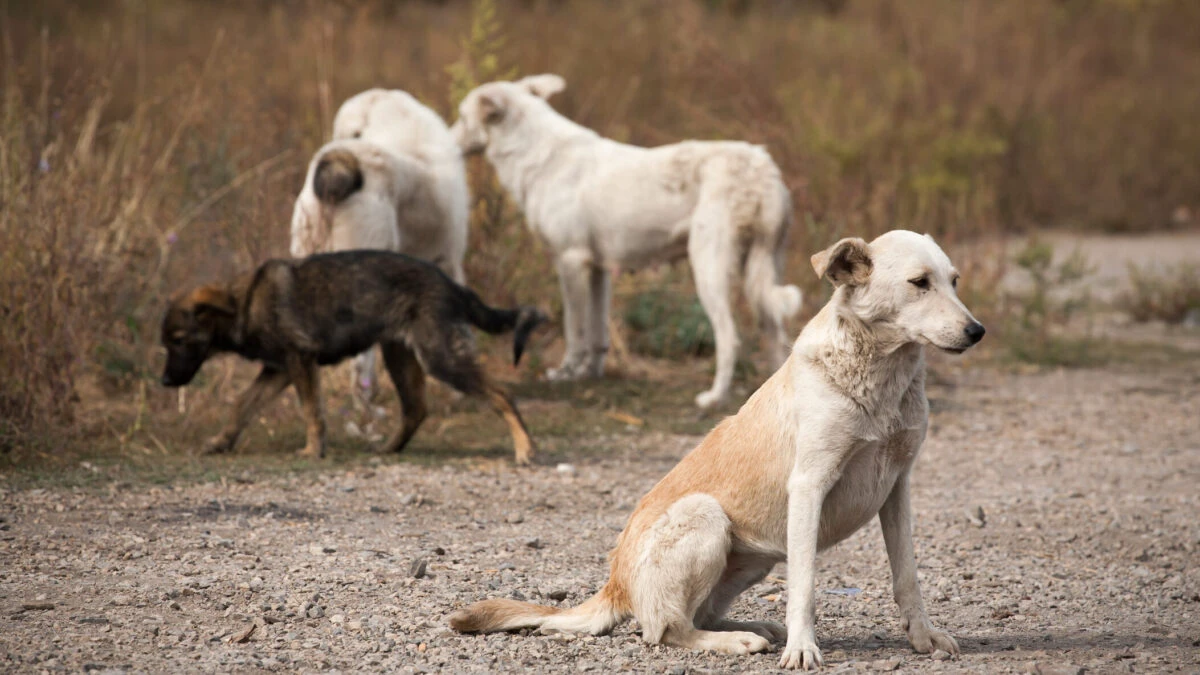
[744,166,802,328]
[449,584,626,636]
[458,288,547,365]
[312,148,364,205]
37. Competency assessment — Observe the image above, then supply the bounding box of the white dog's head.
[450,74,566,154]
[812,230,985,353]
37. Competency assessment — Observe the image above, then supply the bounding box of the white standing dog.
[450,75,802,408]
[291,89,470,399]
[450,231,984,670]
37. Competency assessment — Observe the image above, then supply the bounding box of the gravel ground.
[2,359,1198,674]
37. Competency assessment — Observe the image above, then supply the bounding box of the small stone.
[931,649,952,661]
[871,657,903,670]
[109,594,132,606]
[556,463,576,477]
[233,623,256,644]
[330,614,345,625]
[546,589,569,601]
[966,506,986,528]
[168,601,182,611]
[410,559,428,579]
[248,577,264,592]
[306,605,324,619]
[525,538,543,549]
[506,512,524,524]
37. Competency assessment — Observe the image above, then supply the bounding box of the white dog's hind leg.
[586,266,611,378]
[688,215,740,409]
[547,250,594,381]
[879,471,959,656]
[633,494,771,656]
[695,556,786,642]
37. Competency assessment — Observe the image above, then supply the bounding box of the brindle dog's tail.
[459,288,546,366]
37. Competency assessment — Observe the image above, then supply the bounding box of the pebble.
[932,649,952,661]
[410,559,428,579]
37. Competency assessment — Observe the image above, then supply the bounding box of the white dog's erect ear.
[477,91,508,124]
[517,74,566,100]
[811,237,872,287]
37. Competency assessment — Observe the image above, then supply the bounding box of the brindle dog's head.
[160,285,237,387]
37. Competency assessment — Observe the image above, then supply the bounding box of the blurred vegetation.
[1119,263,1200,325]
[1002,239,1096,367]
[2,0,1199,450]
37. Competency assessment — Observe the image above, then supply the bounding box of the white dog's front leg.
[548,250,593,381]
[779,470,832,670]
[879,471,959,656]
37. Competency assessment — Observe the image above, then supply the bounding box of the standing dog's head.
[812,230,985,353]
[450,74,566,155]
[160,285,237,387]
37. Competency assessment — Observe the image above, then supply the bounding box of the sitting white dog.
[291,89,470,399]
[450,75,802,409]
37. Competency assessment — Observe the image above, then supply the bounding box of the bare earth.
[2,354,1198,674]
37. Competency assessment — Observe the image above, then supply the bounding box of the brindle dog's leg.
[287,354,326,459]
[418,327,536,465]
[202,366,290,455]
[379,341,428,454]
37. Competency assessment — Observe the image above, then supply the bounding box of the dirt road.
[2,354,1198,673]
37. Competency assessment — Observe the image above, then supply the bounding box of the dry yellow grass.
[2,0,1198,452]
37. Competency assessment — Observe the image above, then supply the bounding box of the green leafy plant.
[1119,263,1200,324]
[1004,239,1095,366]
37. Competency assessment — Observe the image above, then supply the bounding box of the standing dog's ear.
[190,286,236,320]
[477,91,509,125]
[811,237,872,287]
[517,74,566,100]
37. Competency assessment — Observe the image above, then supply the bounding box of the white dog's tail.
[744,175,802,327]
[449,583,627,636]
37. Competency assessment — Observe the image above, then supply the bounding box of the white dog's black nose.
[964,321,986,344]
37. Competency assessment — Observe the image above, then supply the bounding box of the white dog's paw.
[546,362,587,382]
[904,616,959,655]
[694,389,725,410]
[779,641,823,670]
[718,631,771,655]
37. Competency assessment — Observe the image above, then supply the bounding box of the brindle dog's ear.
[191,286,236,320]
[811,237,872,287]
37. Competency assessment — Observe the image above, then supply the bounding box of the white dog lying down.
[450,231,985,670]
[450,74,802,409]
[291,89,470,399]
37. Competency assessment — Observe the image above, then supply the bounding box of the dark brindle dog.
[160,250,545,464]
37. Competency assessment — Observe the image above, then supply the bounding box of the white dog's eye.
[952,276,959,289]
[909,277,930,290]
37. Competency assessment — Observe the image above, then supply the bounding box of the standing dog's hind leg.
[688,216,740,409]
[632,494,770,655]
[417,327,536,465]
